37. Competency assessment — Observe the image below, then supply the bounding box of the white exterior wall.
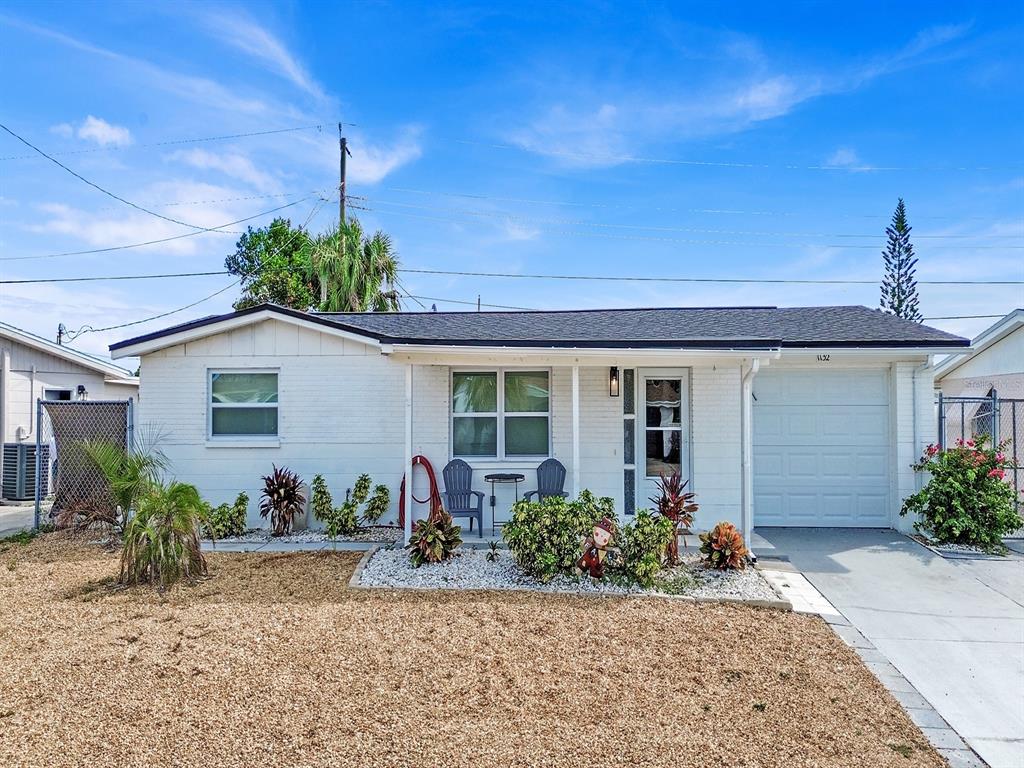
[891,360,937,533]
[937,326,1024,399]
[690,365,743,530]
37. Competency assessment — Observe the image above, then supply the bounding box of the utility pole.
[56,323,65,346]
[338,123,350,225]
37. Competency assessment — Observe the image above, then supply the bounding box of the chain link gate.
[938,390,1024,534]
[34,399,134,528]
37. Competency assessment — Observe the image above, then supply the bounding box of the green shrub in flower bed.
[901,435,1021,552]
[504,490,613,582]
[617,510,675,587]
[203,492,249,539]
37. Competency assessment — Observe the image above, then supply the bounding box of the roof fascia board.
[388,345,782,365]
[1,324,133,379]
[111,309,384,359]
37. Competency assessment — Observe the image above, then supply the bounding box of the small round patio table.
[483,472,525,531]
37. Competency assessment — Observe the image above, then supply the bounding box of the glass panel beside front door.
[643,377,684,478]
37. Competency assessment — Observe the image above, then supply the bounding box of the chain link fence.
[938,392,1024,531]
[34,399,133,527]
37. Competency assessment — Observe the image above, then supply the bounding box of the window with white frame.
[452,370,550,459]
[209,371,279,437]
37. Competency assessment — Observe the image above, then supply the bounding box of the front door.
[637,369,690,503]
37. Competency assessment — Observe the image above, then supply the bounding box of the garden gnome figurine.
[576,516,616,579]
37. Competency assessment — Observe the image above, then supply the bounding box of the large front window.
[210,371,279,437]
[452,370,550,459]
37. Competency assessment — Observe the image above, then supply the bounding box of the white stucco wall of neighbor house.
[937,324,1024,399]
[0,338,138,445]
[136,317,933,534]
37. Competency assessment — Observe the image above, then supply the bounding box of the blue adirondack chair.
[524,458,569,503]
[440,459,485,534]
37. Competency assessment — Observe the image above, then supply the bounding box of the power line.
[1,271,228,285]
[922,314,1007,320]
[399,267,1024,286]
[1,195,316,261]
[405,294,536,311]
[357,197,1021,241]
[95,190,319,211]
[380,185,1013,222]
[354,204,1022,250]
[454,138,1019,173]
[0,123,326,161]
[60,198,328,341]
[0,122,267,233]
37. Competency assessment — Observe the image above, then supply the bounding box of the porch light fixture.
[76,384,89,401]
[609,367,620,397]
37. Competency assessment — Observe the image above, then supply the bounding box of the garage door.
[753,368,891,527]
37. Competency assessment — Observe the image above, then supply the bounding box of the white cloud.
[346,127,424,184]
[2,15,272,115]
[510,23,971,169]
[49,122,73,138]
[824,147,874,172]
[168,148,280,192]
[77,115,133,146]
[195,10,325,99]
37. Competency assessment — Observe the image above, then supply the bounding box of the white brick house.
[109,304,968,542]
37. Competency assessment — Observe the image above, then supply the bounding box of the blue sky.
[1,1,1022,360]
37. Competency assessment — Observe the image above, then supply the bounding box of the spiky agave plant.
[649,471,699,563]
[259,465,306,536]
[699,521,748,571]
[120,481,208,587]
[407,510,462,567]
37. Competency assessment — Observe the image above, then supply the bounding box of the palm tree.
[304,218,401,312]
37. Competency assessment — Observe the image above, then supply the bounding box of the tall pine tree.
[879,198,922,322]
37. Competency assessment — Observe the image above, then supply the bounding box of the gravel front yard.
[359,546,781,602]
[0,533,944,768]
[206,525,402,545]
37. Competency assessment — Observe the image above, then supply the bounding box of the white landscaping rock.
[359,547,779,603]
[212,526,402,545]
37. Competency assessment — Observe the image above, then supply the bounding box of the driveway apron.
[757,527,1024,768]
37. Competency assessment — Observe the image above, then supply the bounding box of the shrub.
[699,522,748,570]
[259,465,306,536]
[351,474,372,505]
[648,471,699,563]
[120,481,208,587]
[618,509,675,587]
[408,510,462,566]
[901,436,1021,551]
[363,484,391,524]
[204,492,248,539]
[310,474,334,524]
[503,490,613,582]
[309,474,362,538]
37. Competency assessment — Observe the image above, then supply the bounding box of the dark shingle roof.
[316,305,968,348]
[110,304,969,352]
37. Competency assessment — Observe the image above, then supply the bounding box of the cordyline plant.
[259,465,306,536]
[699,521,748,570]
[649,471,699,564]
[901,435,1021,552]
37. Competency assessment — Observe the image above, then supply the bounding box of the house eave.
[933,309,1024,380]
[1,322,134,379]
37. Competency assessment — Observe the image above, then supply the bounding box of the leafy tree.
[302,218,401,312]
[225,218,315,311]
[879,199,922,322]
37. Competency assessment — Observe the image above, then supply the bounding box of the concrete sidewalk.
[0,505,35,538]
[757,528,1024,768]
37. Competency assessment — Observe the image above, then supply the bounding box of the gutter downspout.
[912,356,933,492]
[20,365,37,442]
[740,358,761,552]
[0,350,8,449]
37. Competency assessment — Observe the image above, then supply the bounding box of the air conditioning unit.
[2,444,50,501]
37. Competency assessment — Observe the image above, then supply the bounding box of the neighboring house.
[1,322,139,500]
[109,304,968,541]
[934,309,1024,399]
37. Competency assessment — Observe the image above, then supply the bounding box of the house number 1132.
[816,354,831,362]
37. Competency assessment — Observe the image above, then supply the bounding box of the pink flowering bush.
[901,435,1021,551]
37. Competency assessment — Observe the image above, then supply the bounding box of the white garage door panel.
[754,368,891,527]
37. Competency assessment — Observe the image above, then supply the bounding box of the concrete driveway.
[757,528,1024,768]
[0,505,35,538]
